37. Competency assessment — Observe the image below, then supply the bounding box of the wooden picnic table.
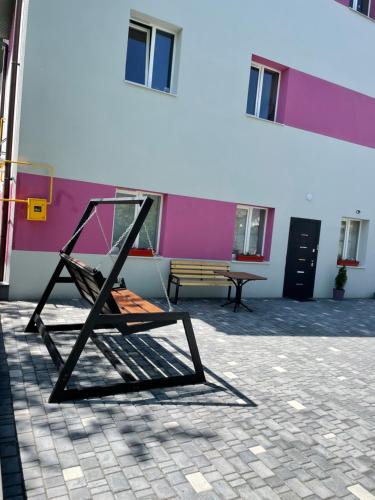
[214,271,267,312]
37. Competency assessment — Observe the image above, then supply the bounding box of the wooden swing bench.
[62,254,163,316]
[25,197,206,403]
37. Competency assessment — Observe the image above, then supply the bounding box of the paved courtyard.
[1,298,375,500]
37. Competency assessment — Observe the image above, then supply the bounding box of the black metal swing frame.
[25,196,206,403]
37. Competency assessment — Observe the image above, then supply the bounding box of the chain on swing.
[62,205,173,312]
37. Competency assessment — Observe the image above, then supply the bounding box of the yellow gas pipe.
[0,160,55,221]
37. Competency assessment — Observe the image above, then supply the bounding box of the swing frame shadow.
[25,196,206,403]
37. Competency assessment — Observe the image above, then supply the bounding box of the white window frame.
[126,19,176,93]
[351,0,371,16]
[248,63,281,122]
[339,217,362,261]
[128,22,151,86]
[235,205,268,255]
[113,189,163,253]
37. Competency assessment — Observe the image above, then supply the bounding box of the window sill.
[336,264,366,270]
[348,7,375,23]
[245,113,284,126]
[232,260,270,265]
[128,255,162,260]
[124,80,177,97]
[337,259,360,267]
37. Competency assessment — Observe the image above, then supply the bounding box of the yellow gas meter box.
[27,198,47,221]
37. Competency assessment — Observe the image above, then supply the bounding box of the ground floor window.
[112,189,162,252]
[338,218,362,263]
[233,205,267,256]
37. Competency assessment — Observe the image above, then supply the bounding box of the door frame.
[283,217,321,300]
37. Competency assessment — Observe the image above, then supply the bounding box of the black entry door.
[283,217,321,300]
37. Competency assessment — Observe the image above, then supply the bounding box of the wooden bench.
[167,259,235,304]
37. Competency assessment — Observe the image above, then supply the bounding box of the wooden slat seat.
[112,289,163,314]
[173,280,232,286]
[168,259,234,304]
[60,253,162,319]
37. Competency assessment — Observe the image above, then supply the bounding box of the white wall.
[9,249,375,301]
[9,0,375,299]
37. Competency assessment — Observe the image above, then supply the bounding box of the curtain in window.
[338,220,346,259]
[112,193,161,250]
[112,193,136,247]
[347,220,360,260]
[249,208,266,255]
[138,195,161,249]
[233,208,248,253]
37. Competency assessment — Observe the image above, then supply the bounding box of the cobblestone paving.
[1,298,375,500]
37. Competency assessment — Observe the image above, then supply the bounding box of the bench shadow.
[63,331,256,408]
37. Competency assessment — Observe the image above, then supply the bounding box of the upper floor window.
[350,0,371,15]
[233,205,267,256]
[125,20,175,93]
[113,189,162,252]
[246,64,280,121]
[338,218,362,263]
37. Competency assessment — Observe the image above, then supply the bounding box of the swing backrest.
[60,253,120,314]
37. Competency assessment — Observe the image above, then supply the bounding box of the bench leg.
[174,283,180,305]
[167,275,172,298]
[227,286,231,300]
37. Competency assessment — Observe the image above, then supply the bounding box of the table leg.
[234,281,253,312]
[238,301,253,313]
[220,279,254,312]
[233,282,242,312]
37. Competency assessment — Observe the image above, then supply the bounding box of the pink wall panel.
[281,68,375,149]
[251,54,288,73]
[253,51,375,149]
[13,173,116,253]
[159,195,237,260]
[13,174,275,262]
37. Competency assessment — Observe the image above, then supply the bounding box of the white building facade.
[1,0,375,300]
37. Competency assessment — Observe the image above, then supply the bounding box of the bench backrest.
[60,253,120,314]
[170,259,230,281]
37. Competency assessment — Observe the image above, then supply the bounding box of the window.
[112,190,162,252]
[350,0,371,15]
[338,218,362,262]
[233,206,267,256]
[125,20,175,93]
[246,64,280,121]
